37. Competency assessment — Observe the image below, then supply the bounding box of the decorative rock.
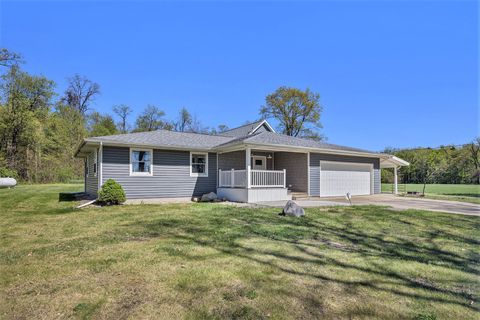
[282,200,305,217]
[201,192,217,202]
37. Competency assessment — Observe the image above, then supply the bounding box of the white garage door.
[320,161,372,197]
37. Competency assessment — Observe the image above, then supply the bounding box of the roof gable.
[221,120,275,137]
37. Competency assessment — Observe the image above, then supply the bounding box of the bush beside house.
[98,179,126,205]
[0,167,18,179]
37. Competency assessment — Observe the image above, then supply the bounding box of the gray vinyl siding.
[218,150,274,171]
[218,150,246,170]
[85,151,98,196]
[373,168,381,194]
[102,146,217,199]
[274,152,308,192]
[309,153,380,196]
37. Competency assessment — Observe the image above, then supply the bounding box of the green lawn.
[382,183,480,204]
[1,184,479,319]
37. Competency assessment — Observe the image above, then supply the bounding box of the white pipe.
[76,199,97,209]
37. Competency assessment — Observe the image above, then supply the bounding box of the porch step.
[289,192,309,200]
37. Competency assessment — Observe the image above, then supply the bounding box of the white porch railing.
[219,169,247,188]
[219,169,286,188]
[251,169,286,188]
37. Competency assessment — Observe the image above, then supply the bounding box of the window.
[190,152,208,177]
[130,148,153,176]
[86,158,89,177]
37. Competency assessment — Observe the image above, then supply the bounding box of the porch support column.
[246,147,251,188]
[394,166,398,195]
[98,142,103,191]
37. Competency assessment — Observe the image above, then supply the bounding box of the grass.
[1,184,479,319]
[382,183,480,204]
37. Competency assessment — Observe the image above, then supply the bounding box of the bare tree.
[113,104,132,133]
[174,107,192,132]
[62,74,100,115]
[134,104,170,132]
[187,114,206,133]
[0,48,23,67]
[217,124,229,133]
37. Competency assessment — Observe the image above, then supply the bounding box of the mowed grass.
[1,185,479,319]
[382,184,480,204]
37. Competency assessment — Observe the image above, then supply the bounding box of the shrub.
[0,167,18,179]
[98,179,126,205]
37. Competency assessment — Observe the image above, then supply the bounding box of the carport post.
[394,166,398,195]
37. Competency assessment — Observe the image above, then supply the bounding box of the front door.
[252,156,267,170]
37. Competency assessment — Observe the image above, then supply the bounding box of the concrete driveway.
[257,194,480,216]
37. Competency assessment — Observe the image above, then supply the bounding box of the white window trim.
[190,151,209,177]
[93,150,98,177]
[129,148,153,176]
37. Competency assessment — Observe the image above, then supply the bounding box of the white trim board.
[307,152,310,196]
[249,120,276,134]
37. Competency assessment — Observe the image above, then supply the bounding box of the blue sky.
[1,1,478,151]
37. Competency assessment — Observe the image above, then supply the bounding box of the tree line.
[0,48,324,183]
[382,140,480,186]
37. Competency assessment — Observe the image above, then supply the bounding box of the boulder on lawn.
[282,200,305,217]
[201,192,217,202]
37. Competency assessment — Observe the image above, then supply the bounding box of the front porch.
[216,147,308,203]
[217,168,292,203]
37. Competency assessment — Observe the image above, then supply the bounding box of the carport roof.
[380,156,410,168]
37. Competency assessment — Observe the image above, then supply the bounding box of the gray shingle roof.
[81,120,379,156]
[85,130,232,150]
[214,131,378,154]
[220,120,265,137]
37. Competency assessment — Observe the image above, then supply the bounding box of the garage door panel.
[321,161,371,172]
[320,161,372,197]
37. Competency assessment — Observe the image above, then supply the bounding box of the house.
[74,120,409,203]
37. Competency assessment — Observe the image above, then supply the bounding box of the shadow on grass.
[118,205,479,313]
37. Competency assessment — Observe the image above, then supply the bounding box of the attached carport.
[380,156,410,194]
